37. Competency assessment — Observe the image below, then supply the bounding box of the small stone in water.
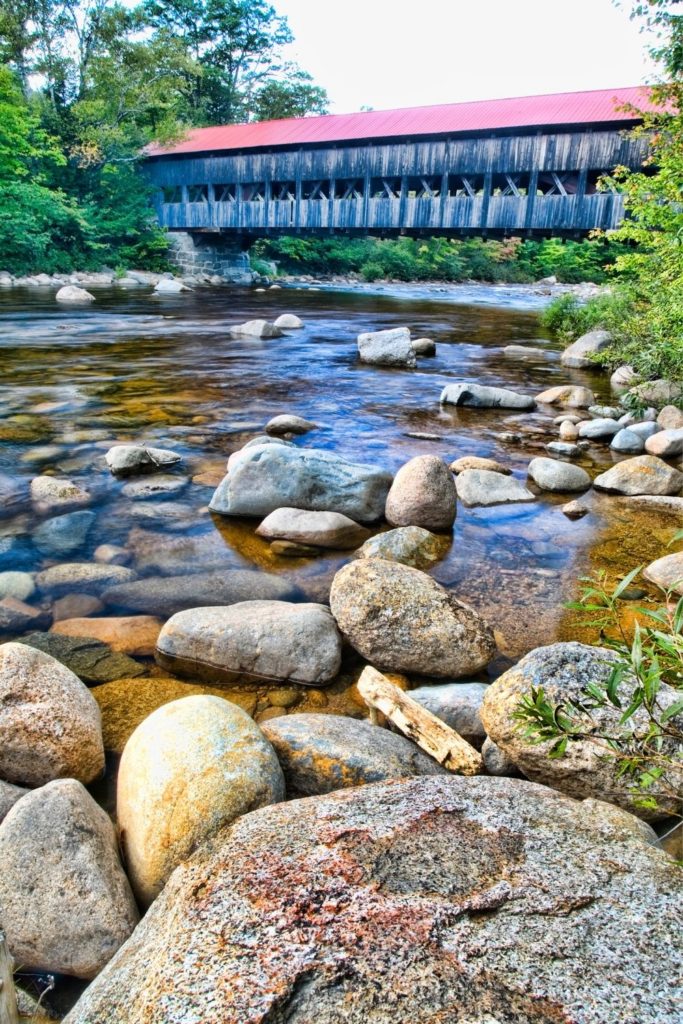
[270,540,321,557]
[562,500,589,519]
[265,414,317,436]
[0,570,35,602]
[94,543,131,566]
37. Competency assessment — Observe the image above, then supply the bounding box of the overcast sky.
[278,0,658,113]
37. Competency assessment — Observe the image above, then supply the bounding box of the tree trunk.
[0,930,18,1024]
[357,666,484,776]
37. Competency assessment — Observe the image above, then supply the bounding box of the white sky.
[277,0,659,113]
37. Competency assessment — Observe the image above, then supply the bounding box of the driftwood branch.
[0,930,18,1024]
[357,666,483,776]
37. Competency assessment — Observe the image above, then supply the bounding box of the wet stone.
[20,632,145,684]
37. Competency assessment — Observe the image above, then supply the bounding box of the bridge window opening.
[407,176,440,199]
[586,169,618,194]
[161,185,183,203]
[491,173,531,197]
[448,175,485,197]
[370,178,400,199]
[302,180,329,200]
[188,184,209,203]
[272,181,296,201]
[214,183,236,202]
[537,172,580,196]
[241,183,266,202]
[335,179,364,200]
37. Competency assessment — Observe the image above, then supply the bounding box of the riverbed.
[0,279,677,683]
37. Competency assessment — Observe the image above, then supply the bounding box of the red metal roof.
[147,86,657,158]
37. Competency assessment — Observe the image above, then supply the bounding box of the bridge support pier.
[167,231,255,283]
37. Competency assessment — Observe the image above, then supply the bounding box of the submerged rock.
[37,562,136,596]
[210,445,392,522]
[31,509,96,556]
[50,615,162,656]
[21,631,145,683]
[0,779,138,979]
[480,641,682,819]
[231,319,283,338]
[594,455,683,495]
[0,570,35,601]
[357,525,448,569]
[62,775,680,1024]
[261,713,447,796]
[385,455,456,530]
[256,507,369,549]
[440,382,535,410]
[357,327,416,368]
[117,695,284,904]
[0,641,104,787]
[330,559,495,678]
[30,475,91,515]
[455,468,535,507]
[156,601,342,687]
[102,569,300,617]
[105,444,181,475]
[449,455,511,475]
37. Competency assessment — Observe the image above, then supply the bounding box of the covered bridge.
[145,86,655,242]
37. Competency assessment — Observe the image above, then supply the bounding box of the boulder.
[20,631,145,684]
[0,641,104,787]
[102,569,300,617]
[440,382,535,410]
[37,562,136,596]
[51,615,162,656]
[31,509,96,556]
[385,455,456,530]
[357,327,416,368]
[657,405,683,430]
[610,428,645,454]
[265,414,316,435]
[480,641,682,819]
[610,364,636,392]
[61,776,680,1024]
[231,319,283,338]
[227,435,294,469]
[273,314,303,329]
[0,571,35,601]
[117,695,284,904]
[105,445,181,475]
[482,736,521,776]
[92,677,256,754]
[545,441,581,457]
[357,525,448,569]
[261,713,447,797]
[449,455,511,475]
[503,344,549,358]
[628,379,683,407]
[256,507,369,549]
[210,445,392,522]
[535,384,595,407]
[561,329,612,368]
[154,278,190,294]
[0,779,27,823]
[594,455,683,496]
[30,476,91,514]
[0,779,138,978]
[411,337,436,356]
[329,559,495,678]
[156,601,342,687]
[643,551,683,596]
[408,681,488,747]
[577,418,620,440]
[559,420,579,440]
[527,457,591,493]
[55,285,95,304]
[455,469,535,507]
[626,421,660,439]
[645,427,683,458]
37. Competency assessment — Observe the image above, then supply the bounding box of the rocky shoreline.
[0,311,681,1023]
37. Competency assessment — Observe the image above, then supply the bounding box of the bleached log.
[357,666,483,776]
[0,930,18,1024]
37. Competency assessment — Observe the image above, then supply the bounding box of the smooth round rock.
[261,713,447,796]
[330,559,495,678]
[256,507,370,549]
[441,382,535,410]
[0,641,104,787]
[385,455,456,530]
[30,476,91,515]
[594,456,683,496]
[357,526,448,569]
[482,736,522,776]
[62,776,680,1024]
[561,329,612,368]
[265,414,316,435]
[643,551,683,596]
[449,455,511,475]
[545,441,581,458]
[578,418,620,440]
[536,384,595,407]
[645,428,683,458]
[51,615,162,656]
[527,457,591,492]
[105,445,181,475]
[156,602,343,687]
[480,641,682,819]
[0,570,35,602]
[610,428,645,454]
[657,405,683,430]
[117,695,284,904]
[37,562,136,597]
[272,314,303,329]
[411,337,436,356]
[455,469,535,507]
[559,420,580,441]
[56,285,94,303]
[0,779,138,979]
[31,510,96,556]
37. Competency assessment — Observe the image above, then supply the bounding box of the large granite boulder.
[385,455,456,530]
[0,641,104,787]
[329,559,495,678]
[156,602,343,687]
[357,327,416,368]
[0,779,138,979]
[210,445,392,522]
[117,695,284,904]
[56,285,94,304]
[480,642,682,820]
[440,382,535,410]
[261,713,447,796]
[561,329,612,368]
[593,455,683,496]
[102,569,300,617]
[256,507,369,549]
[62,776,680,1024]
